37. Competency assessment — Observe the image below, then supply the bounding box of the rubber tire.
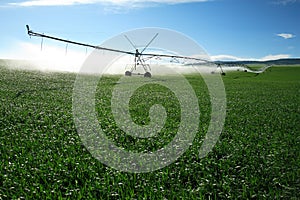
[125,71,132,76]
[144,72,152,78]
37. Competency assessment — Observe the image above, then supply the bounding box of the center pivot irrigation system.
[26,25,225,77]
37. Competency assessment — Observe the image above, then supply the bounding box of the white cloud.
[260,54,290,61]
[210,54,291,61]
[272,0,300,5]
[210,54,254,61]
[9,0,210,7]
[277,33,295,39]
[9,0,97,6]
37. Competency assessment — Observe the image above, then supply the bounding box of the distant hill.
[1,58,300,72]
[216,58,300,66]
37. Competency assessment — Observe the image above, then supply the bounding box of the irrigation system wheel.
[144,72,152,78]
[125,71,132,76]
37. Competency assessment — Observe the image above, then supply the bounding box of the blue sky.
[0,0,299,63]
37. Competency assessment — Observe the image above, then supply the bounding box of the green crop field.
[0,64,299,199]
